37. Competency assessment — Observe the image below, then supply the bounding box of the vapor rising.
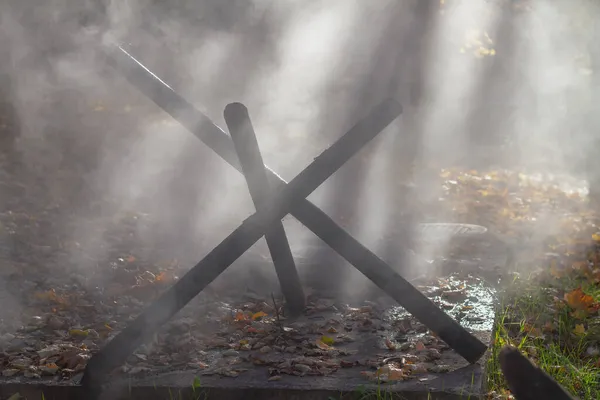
[0,0,599,322]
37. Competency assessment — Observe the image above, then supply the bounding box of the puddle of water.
[385,274,497,332]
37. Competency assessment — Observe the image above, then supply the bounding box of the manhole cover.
[412,223,509,282]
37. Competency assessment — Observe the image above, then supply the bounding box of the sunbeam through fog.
[1,3,600,395]
[0,0,599,311]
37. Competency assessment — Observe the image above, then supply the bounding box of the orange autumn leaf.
[387,367,406,381]
[155,271,175,283]
[564,288,597,314]
[316,339,331,350]
[251,311,267,321]
[234,312,249,322]
[522,323,543,338]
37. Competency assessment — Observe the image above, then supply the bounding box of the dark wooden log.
[499,346,577,400]
[224,102,305,315]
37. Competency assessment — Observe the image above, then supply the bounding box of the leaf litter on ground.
[1,135,599,396]
[432,168,600,400]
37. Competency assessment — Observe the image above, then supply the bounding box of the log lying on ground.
[499,346,577,400]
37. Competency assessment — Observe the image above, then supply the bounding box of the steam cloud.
[0,0,599,315]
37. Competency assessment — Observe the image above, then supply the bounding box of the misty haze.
[0,0,599,399]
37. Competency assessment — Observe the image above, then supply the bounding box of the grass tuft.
[486,274,600,399]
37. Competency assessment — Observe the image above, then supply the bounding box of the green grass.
[486,274,600,399]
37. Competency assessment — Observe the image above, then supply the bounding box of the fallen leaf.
[564,288,598,316]
[573,324,586,335]
[320,336,335,346]
[375,364,405,381]
[69,329,89,338]
[155,271,175,283]
[251,311,267,321]
[234,312,249,322]
[385,338,396,351]
[315,340,331,350]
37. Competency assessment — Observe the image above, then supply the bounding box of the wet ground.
[0,272,495,400]
[0,211,503,399]
[0,78,507,398]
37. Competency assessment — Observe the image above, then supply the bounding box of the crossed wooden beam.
[81,44,487,394]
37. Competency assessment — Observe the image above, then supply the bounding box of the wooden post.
[224,102,305,316]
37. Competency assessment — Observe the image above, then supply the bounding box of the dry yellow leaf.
[320,336,335,346]
[69,329,89,337]
[315,340,331,350]
[573,324,586,335]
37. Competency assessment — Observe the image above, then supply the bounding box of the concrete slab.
[0,359,488,400]
[0,299,492,400]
